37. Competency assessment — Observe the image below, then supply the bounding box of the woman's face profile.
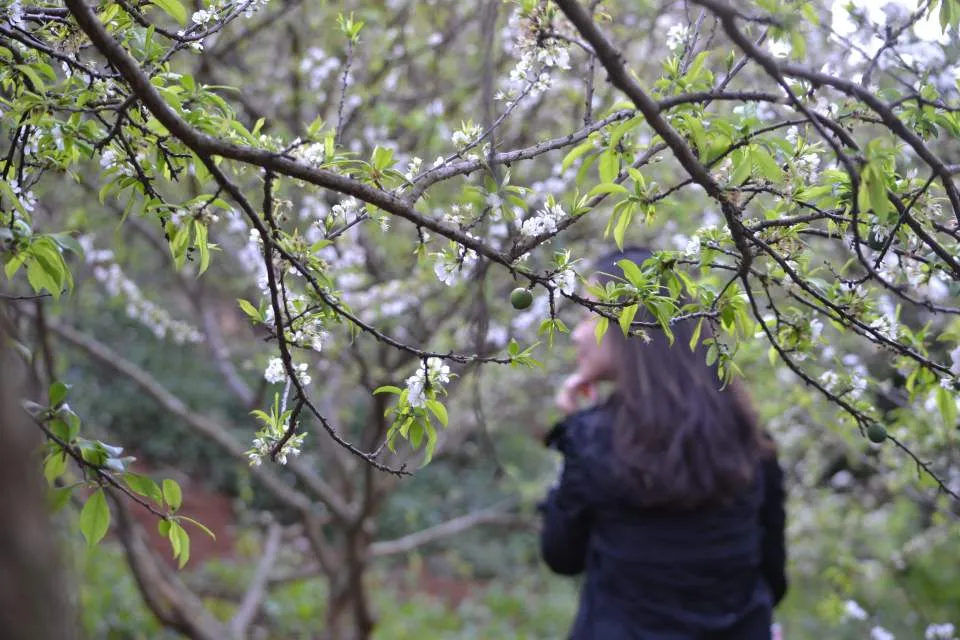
[571,306,616,383]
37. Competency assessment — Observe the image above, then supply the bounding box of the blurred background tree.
[2,0,960,638]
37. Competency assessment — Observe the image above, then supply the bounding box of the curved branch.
[43,318,353,521]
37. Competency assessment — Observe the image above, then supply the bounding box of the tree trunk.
[0,306,76,640]
[323,528,375,640]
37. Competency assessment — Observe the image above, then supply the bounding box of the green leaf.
[613,207,633,250]
[616,258,644,286]
[373,385,403,395]
[15,64,46,92]
[4,252,28,280]
[371,145,394,170]
[48,485,74,512]
[50,418,71,443]
[937,384,957,427]
[162,478,182,511]
[690,317,704,351]
[169,224,190,268]
[80,489,111,547]
[174,523,191,568]
[49,381,70,407]
[237,298,260,321]
[151,0,187,25]
[598,150,619,183]
[26,258,59,297]
[751,146,782,183]
[194,222,210,275]
[426,399,448,427]
[587,182,629,197]
[594,316,609,345]
[859,164,892,222]
[177,515,216,540]
[43,450,67,485]
[618,304,639,337]
[125,473,164,505]
[561,141,595,173]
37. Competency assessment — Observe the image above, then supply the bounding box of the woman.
[538,246,787,639]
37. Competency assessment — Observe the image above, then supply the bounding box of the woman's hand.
[555,371,597,415]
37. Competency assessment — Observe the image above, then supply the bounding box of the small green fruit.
[867,424,887,444]
[510,287,533,310]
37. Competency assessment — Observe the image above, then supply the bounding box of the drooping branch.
[229,523,284,639]
[43,317,354,521]
[370,501,533,557]
[111,492,228,640]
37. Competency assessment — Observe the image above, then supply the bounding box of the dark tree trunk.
[0,305,76,640]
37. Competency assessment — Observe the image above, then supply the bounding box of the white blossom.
[264,358,286,384]
[404,156,422,180]
[949,346,960,376]
[870,626,895,640]
[926,623,957,640]
[843,599,868,621]
[433,247,477,286]
[191,9,217,25]
[520,201,566,237]
[550,267,577,296]
[451,121,483,149]
[767,38,791,58]
[404,357,452,408]
[665,24,689,52]
[809,318,824,342]
[83,236,203,344]
[7,0,23,26]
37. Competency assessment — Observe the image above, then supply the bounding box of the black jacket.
[539,403,787,640]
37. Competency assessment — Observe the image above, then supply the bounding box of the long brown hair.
[593,247,766,509]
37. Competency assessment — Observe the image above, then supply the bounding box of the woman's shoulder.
[543,401,615,457]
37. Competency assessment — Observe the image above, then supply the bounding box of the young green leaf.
[177,515,217,540]
[125,473,164,505]
[151,0,187,25]
[426,399,448,427]
[49,381,70,407]
[162,478,182,511]
[80,489,111,547]
[594,315,609,345]
[618,304,639,337]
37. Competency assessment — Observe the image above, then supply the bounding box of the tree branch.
[229,523,283,639]
[370,502,533,557]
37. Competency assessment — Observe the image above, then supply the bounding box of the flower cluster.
[241,0,269,18]
[497,4,573,103]
[926,623,957,640]
[191,8,217,25]
[331,196,364,220]
[263,357,312,386]
[451,121,483,150]
[99,148,138,178]
[404,156,422,180]
[665,24,689,52]
[300,47,341,91]
[9,179,36,213]
[288,139,326,167]
[247,430,305,466]
[550,266,576,296]
[80,236,203,344]
[520,200,566,237]
[405,357,452,408]
[819,360,868,400]
[433,244,478,286]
